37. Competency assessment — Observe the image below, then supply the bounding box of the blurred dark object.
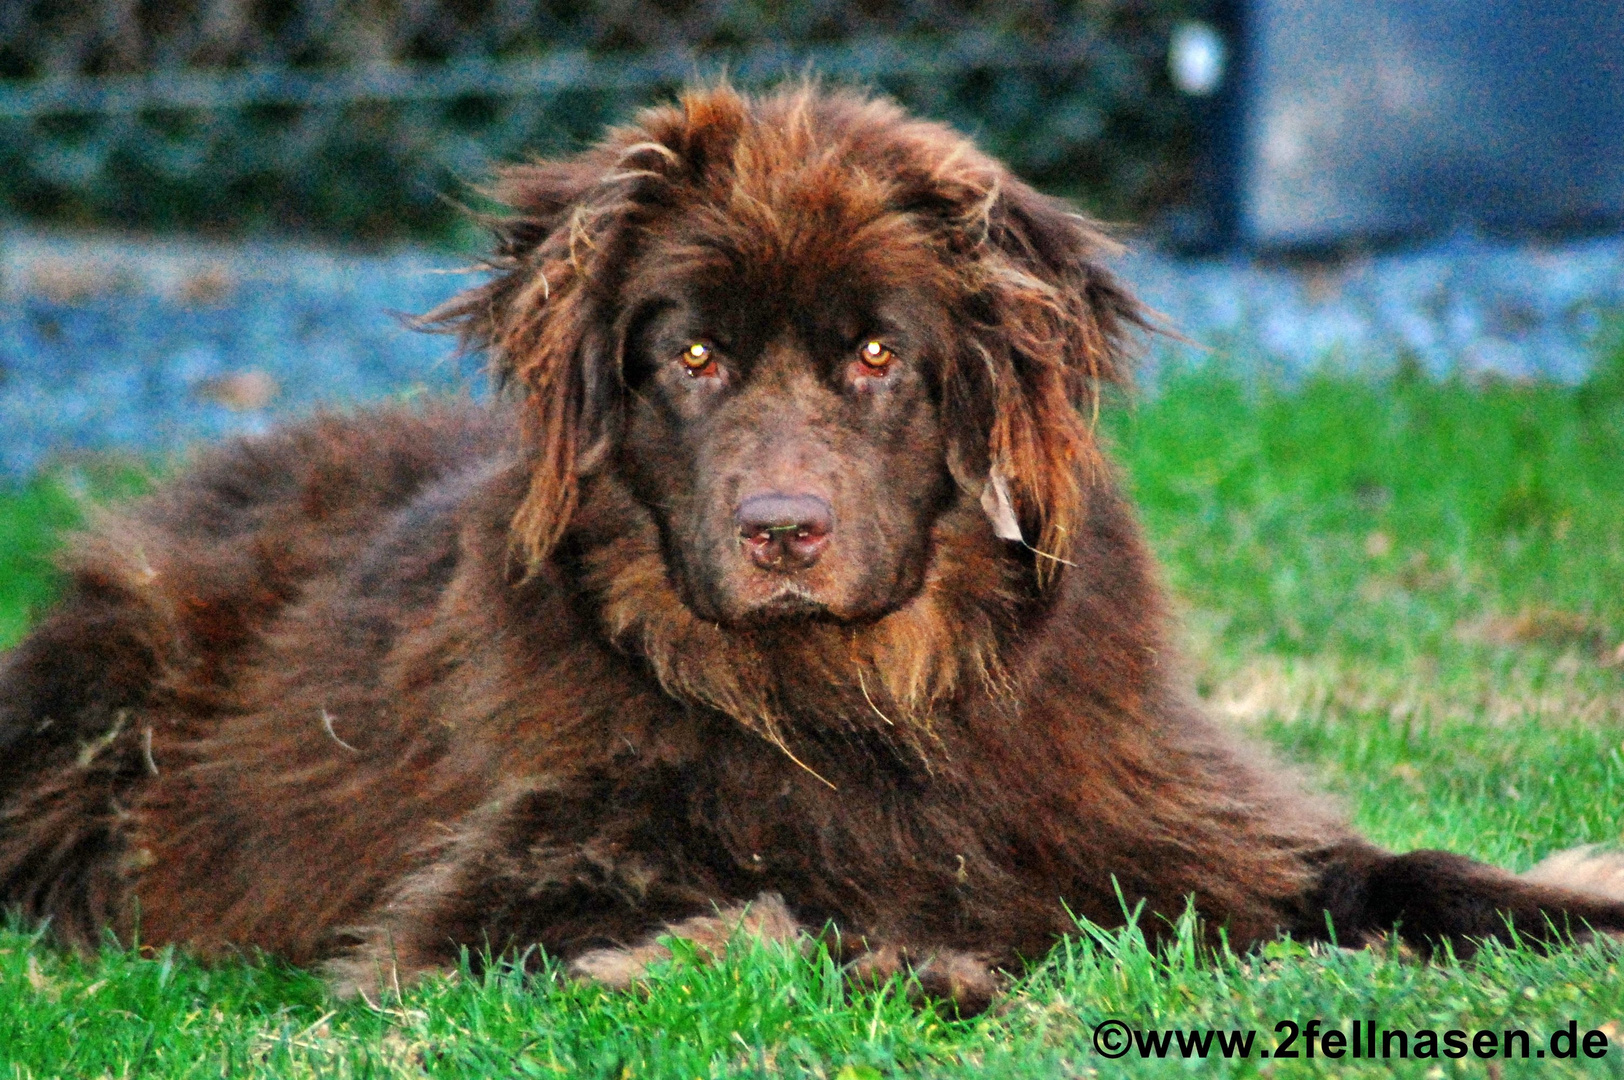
[1182,0,1624,253]
[0,0,1204,243]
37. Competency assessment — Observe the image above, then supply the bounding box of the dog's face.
[613,219,959,626]
[436,84,1144,646]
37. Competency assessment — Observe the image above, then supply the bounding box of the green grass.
[4,349,1624,1077]
[0,464,151,649]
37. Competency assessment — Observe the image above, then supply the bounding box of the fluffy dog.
[2,83,1621,1010]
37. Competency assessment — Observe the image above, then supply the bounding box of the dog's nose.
[736,493,833,572]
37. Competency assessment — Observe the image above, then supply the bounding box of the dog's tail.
[1307,840,1624,956]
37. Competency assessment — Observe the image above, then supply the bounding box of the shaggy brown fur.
[3,83,1623,1011]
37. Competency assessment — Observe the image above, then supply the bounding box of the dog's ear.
[916,164,1150,580]
[424,92,748,570]
[424,160,630,570]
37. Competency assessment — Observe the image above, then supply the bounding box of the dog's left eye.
[856,340,895,373]
[679,341,719,378]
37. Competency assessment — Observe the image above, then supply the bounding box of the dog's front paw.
[567,892,803,988]
[567,942,673,989]
[845,944,1003,1016]
[324,946,452,1003]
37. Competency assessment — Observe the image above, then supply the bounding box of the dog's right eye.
[678,341,719,379]
[857,340,895,373]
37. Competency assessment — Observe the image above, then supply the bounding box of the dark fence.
[0,0,1200,242]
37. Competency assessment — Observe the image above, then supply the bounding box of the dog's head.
[436,83,1144,633]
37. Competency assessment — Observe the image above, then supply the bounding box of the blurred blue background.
[1225,0,1624,249]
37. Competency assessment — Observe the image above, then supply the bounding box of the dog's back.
[0,404,508,946]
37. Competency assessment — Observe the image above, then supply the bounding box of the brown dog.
[1,83,1620,1011]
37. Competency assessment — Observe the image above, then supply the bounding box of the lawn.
[2,349,1624,1077]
